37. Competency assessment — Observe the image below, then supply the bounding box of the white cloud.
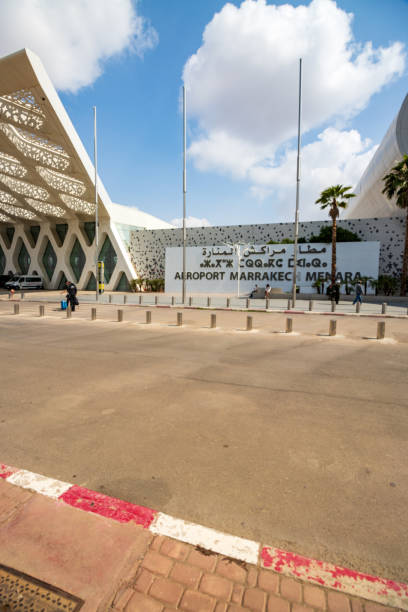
[171,216,212,228]
[0,0,158,92]
[249,127,378,220]
[183,0,405,217]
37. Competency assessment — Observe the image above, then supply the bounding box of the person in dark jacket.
[334,282,340,305]
[65,281,78,312]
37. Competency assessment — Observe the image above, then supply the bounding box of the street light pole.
[182,85,187,304]
[93,106,99,302]
[292,58,302,307]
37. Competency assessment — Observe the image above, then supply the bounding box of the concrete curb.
[1,462,407,609]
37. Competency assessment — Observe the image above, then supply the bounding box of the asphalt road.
[0,309,407,583]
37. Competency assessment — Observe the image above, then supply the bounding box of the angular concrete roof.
[0,48,173,229]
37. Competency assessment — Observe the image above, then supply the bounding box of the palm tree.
[315,185,355,285]
[382,155,408,296]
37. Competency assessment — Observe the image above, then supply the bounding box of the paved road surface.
[0,307,407,583]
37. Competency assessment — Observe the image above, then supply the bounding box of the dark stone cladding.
[129,216,406,280]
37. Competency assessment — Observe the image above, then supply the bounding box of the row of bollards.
[7,303,388,339]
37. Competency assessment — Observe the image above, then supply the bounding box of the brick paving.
[110,535,400,612]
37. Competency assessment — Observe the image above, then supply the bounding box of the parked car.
[5,275,44,290]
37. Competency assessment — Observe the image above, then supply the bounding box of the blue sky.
[1,0,407,227]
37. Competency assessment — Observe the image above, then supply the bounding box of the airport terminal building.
[0,49,407,291]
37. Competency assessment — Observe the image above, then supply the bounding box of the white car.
[5,275,44,290]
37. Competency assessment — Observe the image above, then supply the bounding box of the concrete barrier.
[377,321,386,339]
[117,309,123,322]
[329,320,337,336]
[177,312,183,327]
[13,303,19,315]
[91,308,96,321]
[39,305,45,317]
[286,318,293,333]
[146,311,152,324]
[246,315,253,331]
[210,314,216,329]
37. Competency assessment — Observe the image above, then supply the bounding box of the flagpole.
[292,58,302,307]
[182,85,187,304]
[93,106,99,302]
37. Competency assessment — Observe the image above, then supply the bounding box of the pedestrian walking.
[65,281,79,312]
[334,282,340,305]
[352,281,363,305]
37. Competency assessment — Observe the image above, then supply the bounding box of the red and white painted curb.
[1,462,407,610]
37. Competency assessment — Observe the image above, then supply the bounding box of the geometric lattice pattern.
[0,89,45,130]
[0,243,5,274]
[60,194,95,215]
[0,173,49,200]
[26,198,67,218]
[99,234,117,283]
[36,166,85,196]
[5,226,14,247]
[84,222,95,245]
[55,223,68,246]
[115,271,130,291]
[18,240,30,274]
[0,212,11,222]
[42,239,57,280]
[57,271,68,289]
[0,122,70,170]
[85,272,96,290]
[0,151,27,177]
[30,225,40,246]
[69,238,86,282]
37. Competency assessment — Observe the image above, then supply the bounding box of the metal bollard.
[124,295,127,305]
[226,297,230,308]
[381,302,387,314]
[210,313,216,329]
[356,302,361,313]
[177,312,183,327]
[139,295,142,305]
[287,298,291,310]
[189,297,193,306]
[246,298,250,309]
[146,311,152,324]
[171,296,175,306]
[91,308,97,321]
[117,309,123,322]
[66,304,71,318]
[246,315,253,331]
[21,292,24,300]
[329,320,337,336]
[309,300,314,311]
[377,321,386,339]
[109,295,112,304]
[155,295,158,305]
[207,297,211,307]
[39,305,45,317]
[331,300,336,313]
[14,303,19,315]
[286,318,293,333]
[266,298,270,310]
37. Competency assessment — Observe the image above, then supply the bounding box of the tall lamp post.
[182,85,187,304]
[291,58,302,307]
[93,106,99,302]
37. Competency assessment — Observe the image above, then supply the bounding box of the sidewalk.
[0,472,405,612]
